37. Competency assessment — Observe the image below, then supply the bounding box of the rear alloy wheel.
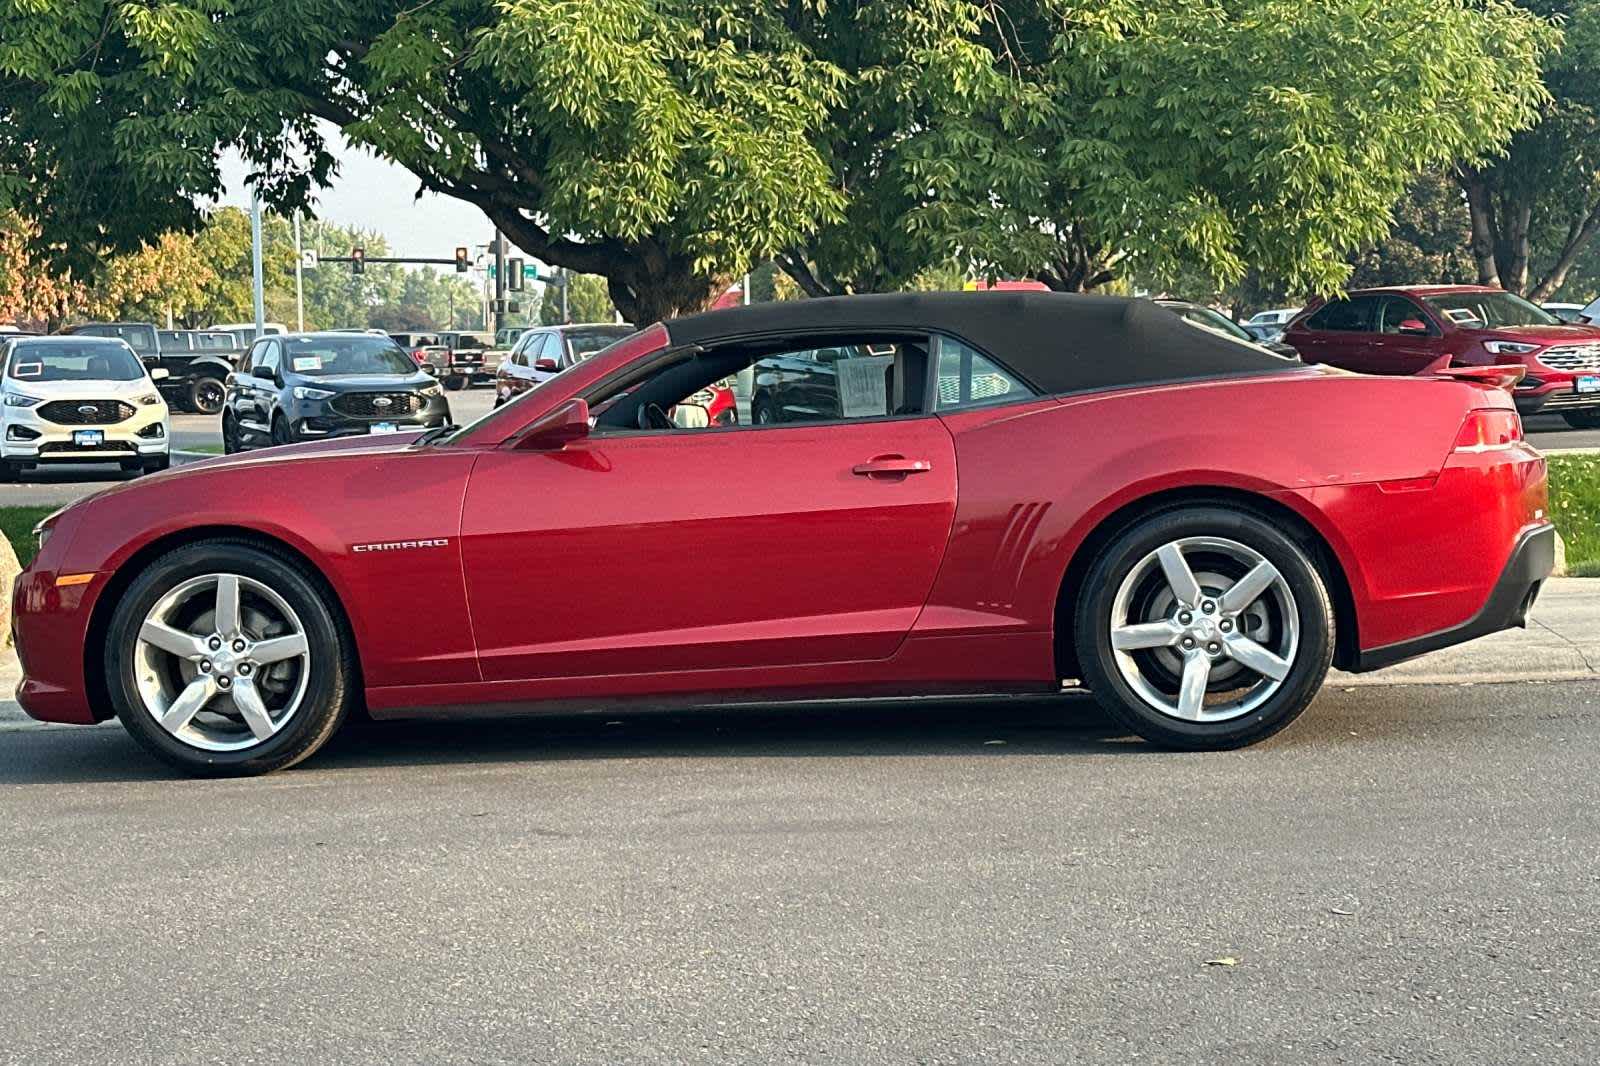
[189,376,226,416]
[1074,506,1334,749]
[105,541,356,775]
[1562,409,1600,430]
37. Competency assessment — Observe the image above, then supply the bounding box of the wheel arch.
[1051,486,1360,680]
[83,524,366,722]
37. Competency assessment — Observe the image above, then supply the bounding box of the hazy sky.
[216,124,519,262]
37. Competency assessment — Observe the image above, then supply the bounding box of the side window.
[1376,296,1437,336]
[1306,296,1377,332]
[251,340,280,377]
[933,338,1034,412]
[540,333,564,365]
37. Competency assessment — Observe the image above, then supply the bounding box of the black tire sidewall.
[105,542,352,775]
[1074,506,1334,749]
[190,377,226,415]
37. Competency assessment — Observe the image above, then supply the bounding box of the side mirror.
[534,357,559,373]
[513,398,591,451]
[1398,319,1430,336]
[149,367,170,381]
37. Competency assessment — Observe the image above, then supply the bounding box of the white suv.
[0,336,171,479]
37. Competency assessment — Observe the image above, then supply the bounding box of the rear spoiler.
[1433,364,1526,390]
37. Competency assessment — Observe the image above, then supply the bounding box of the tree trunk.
[1501,202,1533,295]
[1529,200,1600,302]
[1460,173,1502,288]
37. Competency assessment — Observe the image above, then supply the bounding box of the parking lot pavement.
[1524,414,1600,451]
[1,677,1597,1063]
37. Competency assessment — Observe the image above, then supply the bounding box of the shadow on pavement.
[1,694,1183,785]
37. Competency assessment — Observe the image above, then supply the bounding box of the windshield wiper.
[413,424,458,447]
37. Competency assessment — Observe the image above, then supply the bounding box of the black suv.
[222,332,451,452]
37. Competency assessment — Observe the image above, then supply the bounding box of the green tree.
[1347,172,1478,290]
[783,0,1552,298]
[1459,1,1600,299]
[540,273,620,325]
[2,1,850,324]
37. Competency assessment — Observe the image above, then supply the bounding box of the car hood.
[3,377,157,400]
[1461,323,1600,344]
[287,373,436,390]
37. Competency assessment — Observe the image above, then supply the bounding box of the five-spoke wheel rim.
[134,573,312,751]
[1109,536,1299,723]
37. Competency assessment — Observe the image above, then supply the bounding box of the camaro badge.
[351,538,451,554]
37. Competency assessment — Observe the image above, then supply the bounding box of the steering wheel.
[638,402,675,431]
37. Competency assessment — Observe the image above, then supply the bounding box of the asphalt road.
[3,679,1598,1064]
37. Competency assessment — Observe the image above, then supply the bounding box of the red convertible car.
[13,293,1553,775]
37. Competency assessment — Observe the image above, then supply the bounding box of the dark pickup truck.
[60,322,239,414]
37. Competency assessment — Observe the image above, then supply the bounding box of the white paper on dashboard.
[836,355,894,418]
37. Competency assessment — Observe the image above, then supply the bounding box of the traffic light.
[454,246,470,273]
[507,257,525,292]
[351,247,365,275]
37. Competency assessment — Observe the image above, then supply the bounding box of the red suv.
[1282,285,1600,428]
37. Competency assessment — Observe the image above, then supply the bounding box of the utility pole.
[249,189,266,340]
[292,213,305,332]
[560,267,569,323]
[743,273,751,306]
[492,227,507,334]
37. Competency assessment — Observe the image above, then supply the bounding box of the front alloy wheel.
[1075,506,1334,749]
[106,541,356,775]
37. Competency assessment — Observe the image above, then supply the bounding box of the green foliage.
[900,0,1554,295]
[1549,454,1600,573]
[1347,172,1478,290]
[539,273,621,325]
[1462,1,1600,299]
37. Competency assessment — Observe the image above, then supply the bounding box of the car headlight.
[292,386,336,401]
[4,392,40,408]
[1483,340,1540,355]
[134,392,163,406]
[421,384,444,397]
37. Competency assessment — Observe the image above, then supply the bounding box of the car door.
[237,340,280,442]
[1287,295,1380,371]
[1369,294,1450,374]
[459,341,959,682]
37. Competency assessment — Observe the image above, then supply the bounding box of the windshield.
[1423,291,1559,329]
[283,336,417,377]
[7,342,146,382]
[568,327,636,359]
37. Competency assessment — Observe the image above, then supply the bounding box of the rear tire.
[444,375,467,392]
[104,540,356,776]
[1073,505,1334,750]
[751,395,777,426]
[1562,409,1600,430]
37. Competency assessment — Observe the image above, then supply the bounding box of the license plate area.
[370,422,399,434]
[73,430,104,447]
[1576,375,1600,394]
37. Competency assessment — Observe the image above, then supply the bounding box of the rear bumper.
[1349,523,1555,672]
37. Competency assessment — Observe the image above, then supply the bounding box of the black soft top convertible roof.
[665,291,1296,395]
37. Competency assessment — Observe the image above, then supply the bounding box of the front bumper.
[286,393,451,439]
[1512,373,1600,415]
[1,404,169,465]
[1350,523,1556,672]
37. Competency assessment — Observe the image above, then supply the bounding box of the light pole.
[292,213,305,332]
[249,189,266,340]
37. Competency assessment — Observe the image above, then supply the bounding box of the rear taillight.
[1453,408,1523,451]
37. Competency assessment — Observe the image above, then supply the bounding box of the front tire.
[221,412,242,454]
[1562,409,1600,430]
[1073,506,1334,750]
[104,540,357,776]
[270,415,294,447]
